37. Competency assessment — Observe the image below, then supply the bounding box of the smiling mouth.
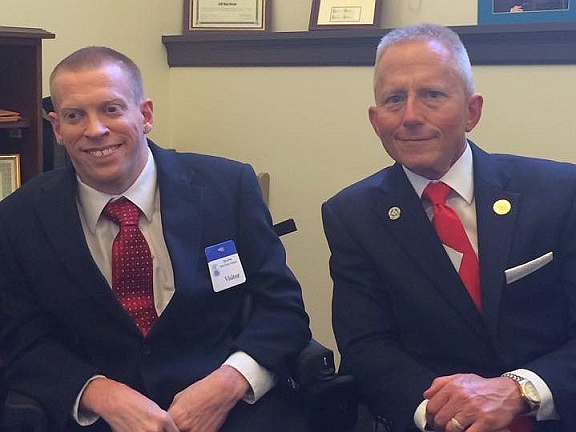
[86,144,121,158]
[397,137,434,142]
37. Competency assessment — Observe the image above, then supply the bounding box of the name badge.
[205,240,246,292]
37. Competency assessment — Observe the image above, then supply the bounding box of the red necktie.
[509,416,534,432]
[424,183,533,432]
[423,182,481,313]
[103,197,157,336]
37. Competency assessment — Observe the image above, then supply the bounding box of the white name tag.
[205,240,246,292]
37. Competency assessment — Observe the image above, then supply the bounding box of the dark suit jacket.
[322,143,576,432]
[0,142,310,431]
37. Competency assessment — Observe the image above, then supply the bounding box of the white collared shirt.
[404,143,478,258]
[77,150,174,316]
[77,147,175,315]
[403,142,558,430]
[73,148,274,425]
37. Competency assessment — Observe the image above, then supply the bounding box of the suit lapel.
[33,167,137,332]
[376,165,487,338]
[34,145,207,336]
[148,144,205,334]
[472,145,519,342]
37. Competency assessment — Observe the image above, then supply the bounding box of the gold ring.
[450,417,465,431]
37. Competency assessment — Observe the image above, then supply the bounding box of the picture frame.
[478,0,574,24]
[309,0,381,30]
[0,154,21,200]
[183,0,271,32]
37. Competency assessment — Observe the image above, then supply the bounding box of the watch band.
[501,372,541,414]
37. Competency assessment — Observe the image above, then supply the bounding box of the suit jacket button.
[142,344,151,356]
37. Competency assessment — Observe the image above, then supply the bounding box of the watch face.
[523,381,541,404]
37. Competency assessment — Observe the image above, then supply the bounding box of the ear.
[48,111,64,144]
[465,93,483,133]
[368,106,381,137]
[140,98,154,134]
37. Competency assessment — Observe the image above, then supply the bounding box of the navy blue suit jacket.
[0,142,310,431]
[322,143,576,432]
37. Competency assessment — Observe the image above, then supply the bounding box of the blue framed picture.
[478,0,576,24]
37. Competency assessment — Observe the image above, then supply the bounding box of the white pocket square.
[504,252,553,284]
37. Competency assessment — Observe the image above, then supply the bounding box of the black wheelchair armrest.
[294,339,336,387]
[3,390,47,432]
[281,339,359,432]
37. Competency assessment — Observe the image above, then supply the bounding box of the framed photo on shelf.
[478,0,575,24]
[0,154,21,200]
[309,0,381,30]
[183,0,271,32]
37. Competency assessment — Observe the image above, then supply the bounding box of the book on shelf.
[0,108,21,123]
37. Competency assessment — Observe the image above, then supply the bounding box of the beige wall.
[169,2,576,352]
[1,0,181,144]
[4,0,576,355]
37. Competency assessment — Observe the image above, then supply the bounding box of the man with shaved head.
[0,46,311,432]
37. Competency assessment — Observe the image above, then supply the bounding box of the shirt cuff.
[414,399,433,431]
[223,351,276,403]
[510,368,560,421]
[72,375,106,426]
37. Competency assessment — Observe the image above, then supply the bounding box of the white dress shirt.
[402,143,559,430]
[73,148,274,424]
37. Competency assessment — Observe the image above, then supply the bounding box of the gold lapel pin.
[388,206,401,221]
[493,199,511,216]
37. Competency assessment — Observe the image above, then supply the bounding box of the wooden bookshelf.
[0,26,54,184]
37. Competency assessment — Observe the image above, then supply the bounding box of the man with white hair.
[323,23,576,432]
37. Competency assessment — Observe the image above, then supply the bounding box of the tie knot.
[423,181,452,205]
[103,197,140,227]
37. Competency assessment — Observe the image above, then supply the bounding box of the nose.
[402,96,423,128]
[83,113,108,138]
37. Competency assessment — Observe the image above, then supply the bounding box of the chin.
[404,163,441,180]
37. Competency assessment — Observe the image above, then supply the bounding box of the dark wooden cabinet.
[0,26,54,184]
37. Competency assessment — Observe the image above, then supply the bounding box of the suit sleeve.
[230,164,311,378]
[521,187,576,428]
[322,200,435,432]
[0,215,101,430]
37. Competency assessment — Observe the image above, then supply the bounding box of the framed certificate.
[183,0,271,32]
[309,0,381,30]
[0,154,21,200]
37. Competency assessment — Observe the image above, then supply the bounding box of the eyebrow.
[59,106,81,113]
[101,98,127,106]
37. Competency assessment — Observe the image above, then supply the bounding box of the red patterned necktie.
[423,182,482,313]
[102,197,157,336]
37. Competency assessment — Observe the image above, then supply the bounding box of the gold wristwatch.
[501,372,541,414]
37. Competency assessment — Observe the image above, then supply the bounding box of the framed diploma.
[183,0,271,32]
[0,154,21,200]
[309,0,381,30]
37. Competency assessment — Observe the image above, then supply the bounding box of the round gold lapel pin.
[493,199,511,215]
[388,206,401,220]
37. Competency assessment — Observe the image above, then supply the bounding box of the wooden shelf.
[0,26,54,184]
[0,26,54,39]
[163,22,576,67]
[0,119,30,129]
